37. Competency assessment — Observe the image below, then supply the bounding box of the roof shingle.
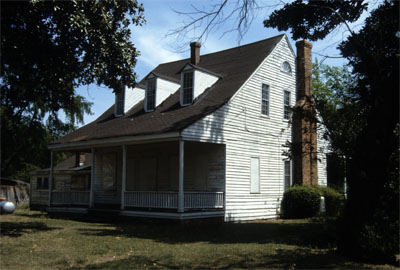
[51,35,284,146]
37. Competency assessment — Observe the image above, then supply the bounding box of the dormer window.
[282,61,292,74]
[115,89,125,116]
[145,77,156,111]
[182,71,194,105]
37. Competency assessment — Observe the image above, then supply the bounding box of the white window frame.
[181,70,194,106]
[281,61,292,74]
[115,87,125,116]
[283,90,291,120]
[250,157,260,193]
[261,84,270,116]
[145,77,157,112]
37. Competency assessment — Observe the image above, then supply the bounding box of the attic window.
[146,78,156,111]
[282,61,292,74]
[116,89,125,116]
[182,71,194,105]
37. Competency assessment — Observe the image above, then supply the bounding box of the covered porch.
[47,139,226,217]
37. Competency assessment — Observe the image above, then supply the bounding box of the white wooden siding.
[317,122,329,186]
[182,36,302,221]
[193,69,219,100]
[124,86,145,113]
[155,77,180,107]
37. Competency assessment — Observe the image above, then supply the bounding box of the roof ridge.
[157,34,285,67]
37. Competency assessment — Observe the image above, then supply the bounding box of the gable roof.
[51,34,284,147]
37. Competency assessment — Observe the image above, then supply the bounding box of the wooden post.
[178,140,185,213]
[89,148,95,208]
[121,145,127,210]
[48,151,54,206]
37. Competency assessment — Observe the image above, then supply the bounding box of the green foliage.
[265,0,399,262]
[312,60,366,158]
[281,185,321,219]
[317,186,344,217]
[264,1,367,41]
[1,0,145,180]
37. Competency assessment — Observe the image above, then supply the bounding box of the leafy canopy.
[1,0,145,180]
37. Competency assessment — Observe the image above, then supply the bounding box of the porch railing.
[185,192,224,209]
[124,191,224,209]
[51,191,90,205]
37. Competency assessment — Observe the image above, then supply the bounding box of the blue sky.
[73,0,375,126]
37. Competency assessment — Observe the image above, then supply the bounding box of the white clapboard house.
[30,34,328,221]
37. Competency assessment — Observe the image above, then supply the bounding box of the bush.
[281,185,321,219]
[317,186,344,217]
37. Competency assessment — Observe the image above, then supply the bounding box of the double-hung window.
[182,71,194,105]
[146,78,156,111]
[261,84,270,116]
[116,89,125,116]
[284,160,291,191]
[284,90,291,120]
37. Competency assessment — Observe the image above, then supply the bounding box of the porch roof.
[50,35,283,148]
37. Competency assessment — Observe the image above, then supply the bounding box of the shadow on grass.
[76,220,338,248]
[0,221,58,237]
[75,249,356,270]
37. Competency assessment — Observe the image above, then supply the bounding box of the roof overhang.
[48,132,181,151]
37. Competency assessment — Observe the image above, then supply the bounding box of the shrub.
[281,185,321,219]
[317,186,344,217]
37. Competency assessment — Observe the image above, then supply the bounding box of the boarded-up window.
[284,160,291,191]
[102,153,116,191]
[250,157,260,193]
[126,159,140,191]
[138,158,157,190]
[194,154,208,190]
[169,155,179,191]
[37,177,49,189]
[71,175,89,190]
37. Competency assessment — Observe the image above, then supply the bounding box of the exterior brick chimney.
[293,40,318,186]
[190,42,201,65]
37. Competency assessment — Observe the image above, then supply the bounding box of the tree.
[269,0,399,262]
[172,0,399,262]
[1,0,145,180]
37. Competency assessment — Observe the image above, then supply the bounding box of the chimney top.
[190,42,201,65]
[296,40,313,49]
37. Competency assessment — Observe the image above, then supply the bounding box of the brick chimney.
[293,40,318,186]
[190,42,201,65]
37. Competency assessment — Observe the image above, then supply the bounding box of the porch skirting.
[46,206,224,220]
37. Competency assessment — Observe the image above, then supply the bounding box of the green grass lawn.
[0,207,396,270]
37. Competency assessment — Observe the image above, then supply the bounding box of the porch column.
[178,140,185,213]
[48,151,54,206]
[89,148,95,208]
[121,145,127,210]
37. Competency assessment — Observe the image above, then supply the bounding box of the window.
[37,177,49,189]
[102,153,116,191]
[284,90,291,120]
[261,84,269,116]
[182,71,194,105]
[71,175,90,190]
[284,160,291,191]
[146,78,156,111]
[282,61,292,74]
[250,157,260,193]
[116,89,125,116]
